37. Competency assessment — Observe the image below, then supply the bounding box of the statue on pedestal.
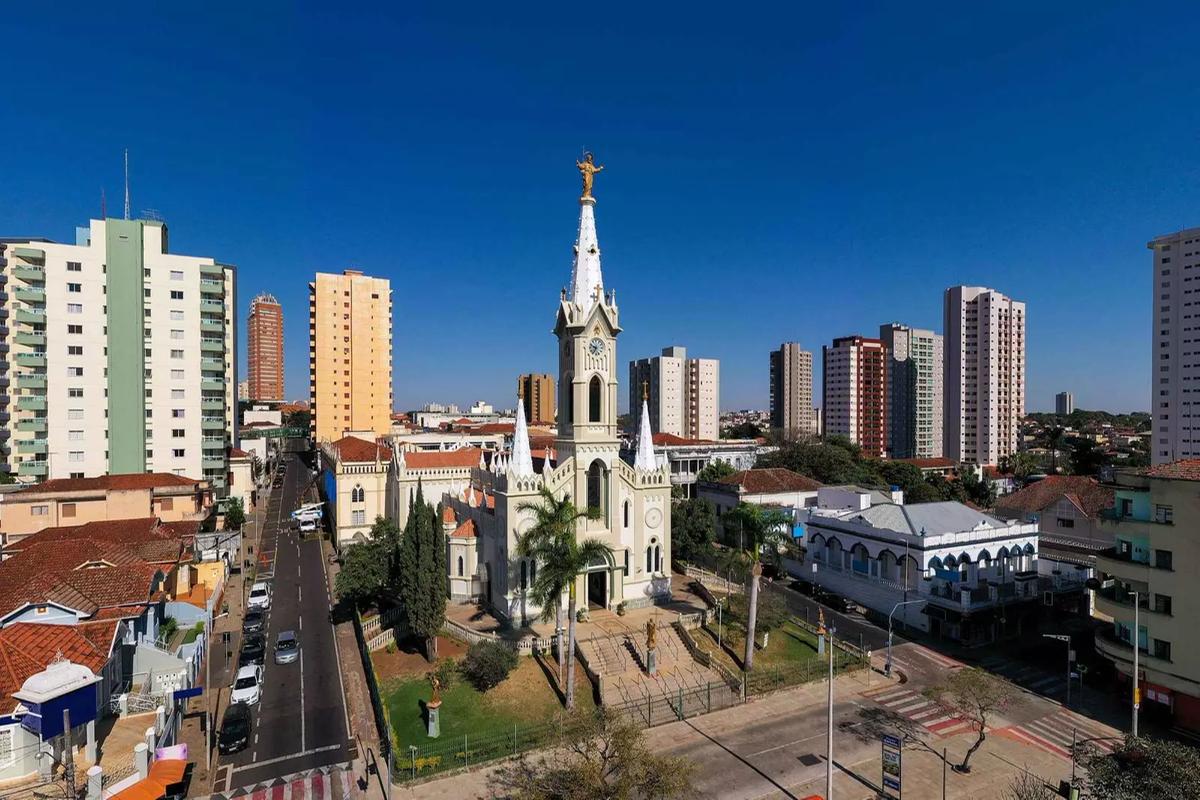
[645,618,659,676]
[576,152,604,200]
[426,673,443,738]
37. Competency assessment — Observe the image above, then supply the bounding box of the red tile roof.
[330,436,390,463]
[714,468,823,494]
[470,423,515,435]
[1141,459,1200,481]
[403,448,483,469]
[25,473,204,494]
[449,519,479,539]
[995,476,1114,518]
[228,447,251,459]
[442,506,457,525]
[652,433,717,446]
[0,621,117,700]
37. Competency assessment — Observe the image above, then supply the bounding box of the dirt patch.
[371,635,468,682]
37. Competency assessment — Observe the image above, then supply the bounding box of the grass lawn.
[700,619,822,674]
[181,622,204,645]
[380,647,596,749]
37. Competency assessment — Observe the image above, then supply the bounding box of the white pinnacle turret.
[568,198,604,313]
[511,395,535,477]
[634,393,656,472]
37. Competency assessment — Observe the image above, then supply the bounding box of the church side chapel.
[437,156,673,624]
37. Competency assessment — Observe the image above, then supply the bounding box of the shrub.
[461,641,518,691]
[576,608,589,623]
[432,657,458,691]
[616,602,627,616]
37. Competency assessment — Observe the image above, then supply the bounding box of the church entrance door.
[587,569,607,610]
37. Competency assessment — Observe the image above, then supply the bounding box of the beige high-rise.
[308,270,393,443]
[628,346,719,441]
[769,342,816,438]
[517,373,556,424]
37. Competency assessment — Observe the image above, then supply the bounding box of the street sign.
[173,686,204,701]
[881,733,903,798]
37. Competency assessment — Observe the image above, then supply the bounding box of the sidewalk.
[176,484,269,794]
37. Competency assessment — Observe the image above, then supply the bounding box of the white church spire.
[510,387,535,477]
[634,381,657,471]
[568,153,605,313]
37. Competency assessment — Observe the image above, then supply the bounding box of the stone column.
[86,766,102,800]
[144,726,156,758]
[426,700,442,738]
[156,706,166,735]
[135,743,149,779]
[85,720,97,763]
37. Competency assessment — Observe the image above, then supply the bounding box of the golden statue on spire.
[576,152,604,200]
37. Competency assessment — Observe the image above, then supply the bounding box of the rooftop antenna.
[123,148,130,220]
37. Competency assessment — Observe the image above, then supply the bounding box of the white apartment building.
[629,346,719,441]
[1148,227,1200,464]
[943,286,1025,466]
[880,323,944,459]
[769,342,817,438]
[1055,391,1074,416]
[1,219,236,488]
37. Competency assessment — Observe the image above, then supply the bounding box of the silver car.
[274,630,299,664]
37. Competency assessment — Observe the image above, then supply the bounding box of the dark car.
[218,702,252,754]
[243,609,266,635]
[789,579,816,596]
[238,633,266,666]
[819,591,853,613]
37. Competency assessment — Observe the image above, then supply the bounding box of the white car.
[299,520,317,533]
[230,665,263,705]
[247,582,271,611]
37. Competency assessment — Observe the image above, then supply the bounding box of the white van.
[299,519,318,533]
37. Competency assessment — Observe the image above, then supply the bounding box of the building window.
[170,310,184,321]
[457,556,464,577]
[1153,639,1172,661]
[62,503,77,518]
[68,388,83,398]
[66,261,82,272]
[645,546,652,573]
[170,290,184,300]
[68,430,83,441]
[1056,517,1074,528]
[171,369,185,380]
[68,324,82,334]
[67,303,82,314]
[173,449,186,458]
[520,560,527,590]
[68,452,84,463]
[67,283,81,293]
[172,429,185,438]
[1155,504,1173,523]
[1155,549,1173,570]
[623,500,630,528]
[588,375,602,422]
[171,349,184,359]
[67,366,83,377]
[160,498,174,511]
[587,459,606,514]
[31,505,48,516]
[351,510,366,525]
[68,409,84,420]
[171,389,185,399]
[1154,594,1173,615]
[172,409,185,418]
[171,329,184,340]
[170,270,184,281]
[68,345,83,356]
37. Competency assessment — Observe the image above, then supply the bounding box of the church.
[399,157,674,623]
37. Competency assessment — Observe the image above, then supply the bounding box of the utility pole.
[63,709,75,800]
[206,624,212,771]
[826,625,835,800]
[1132,590,1140,737]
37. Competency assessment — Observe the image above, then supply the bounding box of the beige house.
[320,435,392,547]
[0,473,213,547]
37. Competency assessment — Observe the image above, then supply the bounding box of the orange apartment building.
[248,292,284,401]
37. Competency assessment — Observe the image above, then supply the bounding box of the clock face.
[588,337,605,356]
[645,507,662,529]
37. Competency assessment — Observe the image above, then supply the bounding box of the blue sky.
[4,3,1200,414]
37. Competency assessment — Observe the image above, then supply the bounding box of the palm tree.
[517,488,606,710]
[1045,426,1065,474]
[722,502,794,671]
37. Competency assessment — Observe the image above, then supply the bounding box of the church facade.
[414,162,673,623]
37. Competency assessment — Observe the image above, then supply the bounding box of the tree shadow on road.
[840,705,954,767]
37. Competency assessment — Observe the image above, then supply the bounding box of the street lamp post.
[1133,590,1140,737]
[1042,634,1073,706]
[886,600,924,676]
[826,624,836,800]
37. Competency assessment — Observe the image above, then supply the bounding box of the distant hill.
[1026,409,1150,432]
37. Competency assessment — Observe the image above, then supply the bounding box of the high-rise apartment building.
[1147,227,1200,464]
[822,336,888,457]
[1056,391,1074,416]
[517,373,555,424]
[879,323,943,459]
[769,342,816,438]
[629,346,719,440]
[308,269,392,443]
[943,286,1026,466]
[247,293,283,402]
[0,219,236,488]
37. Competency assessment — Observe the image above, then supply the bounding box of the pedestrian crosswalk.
[996,709,1121,761]
[204,764,357,800]
[976,655,1063,696]
[862,685,976,737]
[885,644,965,676]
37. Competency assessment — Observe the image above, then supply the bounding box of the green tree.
[491,708,694,800]
[696,460,737,483]
[1045,426,1066,474]
[397,482,445,661]
[923,668,1010,772]
[1080,736,1200,800]
[960,469,997,508]
[876,461,927,496]
[670,497,716,564]
[1068,438,1106,476]
[721,502,793,671]
[904,481,944,504]
[224,497,246,531]
[1002,771,1057,800]
[334,538,389,608]
[724,421,762,440]
[461,640,518,691]
[517,488,607,710]
[1007,452,1039,481]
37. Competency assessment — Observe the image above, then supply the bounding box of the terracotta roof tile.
[995,476,1114,518]
[652,433,717,446]
[0,622,115,701]
[1141,459,1200,481]
[442,506,457,525]
[449,519,479,539]
[330,436,390,463]
[403,448,483,469]
[25,473,204,494]
[714,468,823,494]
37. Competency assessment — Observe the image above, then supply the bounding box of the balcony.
[15,374,46,389]
[14,308,46,325]
[201,378,225,392]
[16,418,46,433]
[200,319,224,334]
[16,460,47,477]
[16,396,46,411]
[200,338,224,353]
[12,264,45,281]
[15,439,47,455]
[201,398,225,412]
[14,331,45,347]
[201,417,226,431]
[1095,546,1172,574]
[199,263,224,277]
[14,352,46,367]
[202,456,226,470]
[201,298,224,310]
[200,279,224,295]
[1098,508,1173,527]
[13,286,45,303]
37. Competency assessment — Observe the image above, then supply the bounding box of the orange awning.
[110,780,164,800]
[110,760,188,800]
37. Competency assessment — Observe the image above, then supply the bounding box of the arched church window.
[588,375,602,422]
[587,459,606,513]
[352,484,363,503]
[457,556,464,577]
[623,500,630,528]
[654,545,662,573]
[520,560,527,590]
[624,549,630,574]
[645,546,652,573]
[563,374,574,424]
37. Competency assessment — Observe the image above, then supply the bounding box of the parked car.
[274,630,299,664]
[818,591,853,613]
[238,633,266,666]
[247,582,271,611]
[217,702,252,754]
[299,520,317,533]
[789,578,816,596]
[230,665,263,705]
[243,609,266,635]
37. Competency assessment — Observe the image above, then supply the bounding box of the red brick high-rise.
[822,335,888,457]
[248,293,284,401]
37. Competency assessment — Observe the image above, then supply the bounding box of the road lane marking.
[300,633,307,753]
[747,731,826,757]
[229,744,343,773]
[299,615,303,631]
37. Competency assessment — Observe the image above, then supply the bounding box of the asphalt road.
[216,447,351,790]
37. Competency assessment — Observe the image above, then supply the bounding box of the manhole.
[797,753,821,767]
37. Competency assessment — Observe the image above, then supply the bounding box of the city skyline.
[7,5,1198,414]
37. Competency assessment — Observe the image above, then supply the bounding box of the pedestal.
[426,700,442,739]
[817,633,825,657]
[646,647,658,676]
